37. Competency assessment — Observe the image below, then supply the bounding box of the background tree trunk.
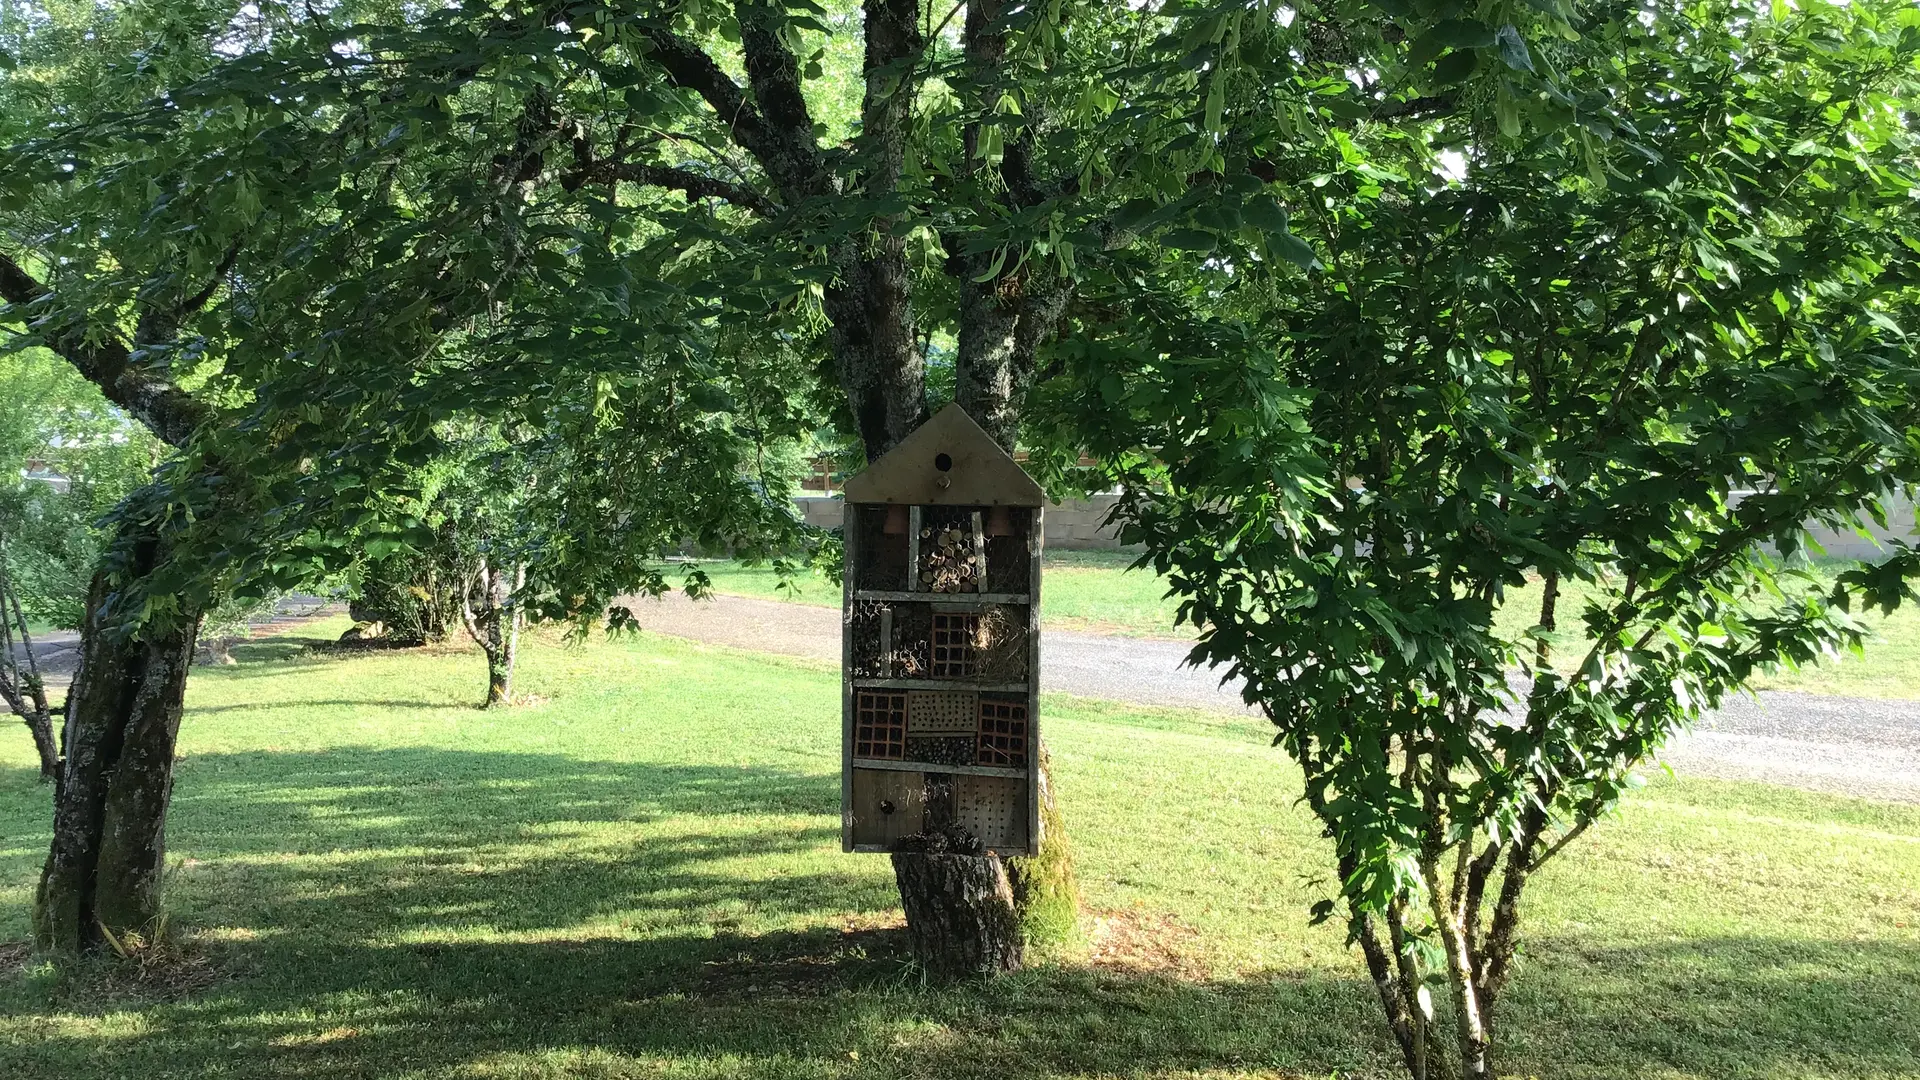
[34,519,201,954]
[461,559,521,708]
[1,553,61,781]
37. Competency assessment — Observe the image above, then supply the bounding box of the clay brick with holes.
[930,611,980,677]
[977,699,1028,767]
[855,692,907,759]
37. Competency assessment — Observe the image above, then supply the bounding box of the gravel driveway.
[625,591,1920,804]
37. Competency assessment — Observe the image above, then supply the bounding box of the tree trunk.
[462,559,521,708]
[1,557,61,781]
[890,848,1023,978]
[23,709,59,781]
[34,520,201,954]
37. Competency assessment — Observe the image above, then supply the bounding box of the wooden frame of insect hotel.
[840,403,1044,857]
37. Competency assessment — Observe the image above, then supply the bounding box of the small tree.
[0,539,58,780]
[1044,0,1920,1075]
[345,547,460,647]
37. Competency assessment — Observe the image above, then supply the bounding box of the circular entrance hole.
[934,452,953,472]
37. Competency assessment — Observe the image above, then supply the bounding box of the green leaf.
[1432,49,1479,86]
[1163,228,1218,253]
[1321,96,1372,120]
[1428,18,1496,49]
[1494,25,1535,73]
[1196,202,1242,233]
[1495,85,1522,137]
[971,245,1011,281]
[687,383,737,413]
[1242,196,1290,235]
[1270,231,1320,270]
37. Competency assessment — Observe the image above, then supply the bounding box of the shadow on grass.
[210,632,472,676]
[0,746,1386,1079]
[3,746,1916,1080]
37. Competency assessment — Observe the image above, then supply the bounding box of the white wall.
[797,492,1919,559]
[793,494,1129,550]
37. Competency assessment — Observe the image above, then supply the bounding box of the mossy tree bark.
[34,520,201,953]
[2,251,222,955]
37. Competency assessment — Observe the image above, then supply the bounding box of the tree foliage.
[12,0,1918,1061]
[0,350,164,627]
[1038,0,1920,1075]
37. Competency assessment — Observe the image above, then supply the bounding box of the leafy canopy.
[1036,0,1920,1074]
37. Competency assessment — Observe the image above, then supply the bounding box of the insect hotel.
[840,404,1043,857]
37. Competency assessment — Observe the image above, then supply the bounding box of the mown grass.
[1,621,1916,1080]
[708,554,1920,698]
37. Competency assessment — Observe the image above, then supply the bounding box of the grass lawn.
[2,621,1917,1079]
[706,555,1920,698]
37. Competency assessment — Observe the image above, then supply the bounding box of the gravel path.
[626,591,1920,804]
[4,597,343,685]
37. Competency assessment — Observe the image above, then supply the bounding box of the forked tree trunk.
[22,706,59,782]
[462,559,523,708]
[34,521,201,954]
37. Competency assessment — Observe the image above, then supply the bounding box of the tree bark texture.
[34,520,201,954]
[890,849,1023,978]
[4,253,220,955]
[950,0,1075,453]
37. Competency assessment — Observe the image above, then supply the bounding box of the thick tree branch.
[576,159,779,216]
[946,0,1073,450]
[562,129,779,216]
[174,238,245,321]
[818,0,930,459]
[735,3,820,158]
[0,253,208,448]
[639,23,818,199]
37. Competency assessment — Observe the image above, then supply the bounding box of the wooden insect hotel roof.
[841,403,1045,507]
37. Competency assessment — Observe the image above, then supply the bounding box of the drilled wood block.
[955,774,1029,852]
[905,735,977,768]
